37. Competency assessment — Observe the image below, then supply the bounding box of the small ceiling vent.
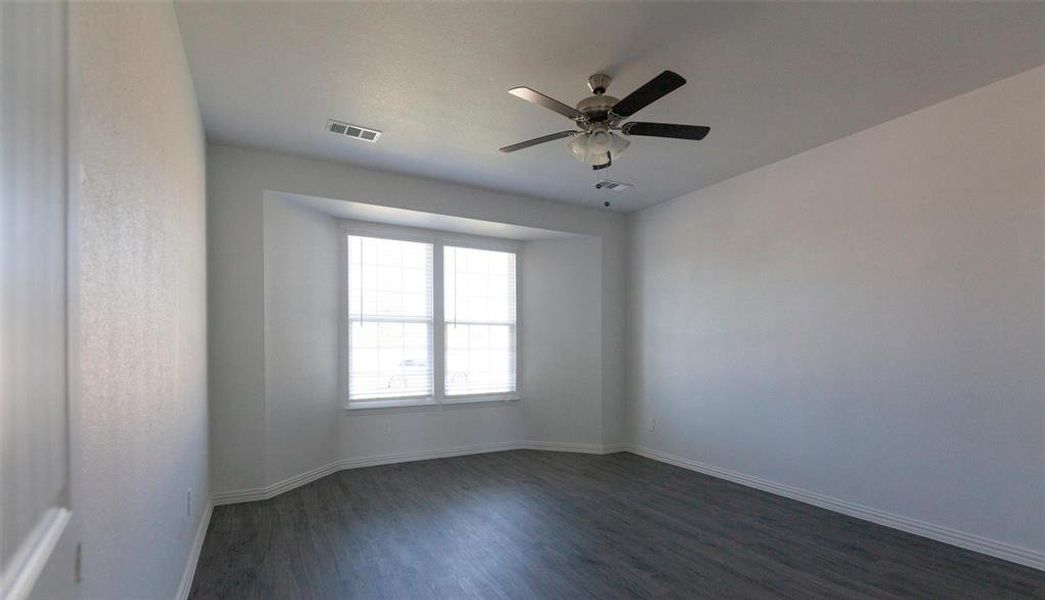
[327,119,381,143]
[594,179,633,192]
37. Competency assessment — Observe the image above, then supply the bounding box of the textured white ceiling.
[174,2,1044,213]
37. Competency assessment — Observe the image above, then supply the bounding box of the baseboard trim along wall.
[211,441,622,506]
[208,443,1042,573]
[174,501,213,600]
[627,445,1045,572]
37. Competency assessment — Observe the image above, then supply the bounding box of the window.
[347,235,434,404]
[444,246,517,398]
[345,228,519,409]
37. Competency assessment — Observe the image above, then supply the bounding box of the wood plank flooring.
[190,450,1043,599]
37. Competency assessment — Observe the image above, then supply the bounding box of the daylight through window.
[347,235,434,402]
[346,233,518,407]
[444,246,517,397]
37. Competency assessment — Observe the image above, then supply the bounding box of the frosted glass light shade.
[568,131,630,165]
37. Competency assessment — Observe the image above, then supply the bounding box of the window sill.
[442,393,520,405]
[344,394,519,413]
[345,397,439,411]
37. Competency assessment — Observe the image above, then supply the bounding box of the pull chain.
[359,240,364,326]
[453,247,458,327]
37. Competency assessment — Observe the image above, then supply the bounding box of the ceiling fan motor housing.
[576,94,619,122]
[579,73,617,123]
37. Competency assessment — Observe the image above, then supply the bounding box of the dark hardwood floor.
[190,450,1043,599]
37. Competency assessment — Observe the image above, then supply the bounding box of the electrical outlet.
[648,418,657,433]
[382,422,391,436]
[187,489,192,517]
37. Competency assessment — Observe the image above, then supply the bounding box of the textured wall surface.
[76,3,208,598]
[628,66,1045,556]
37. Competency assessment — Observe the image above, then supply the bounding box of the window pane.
[348,236,432,320]
[444,246,517,396]
[348,235,433,401]
[349,321,432,400]
[445,324,515,396]
[444,246,516,324]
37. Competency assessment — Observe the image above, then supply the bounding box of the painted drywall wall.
[262,195,342,486]
[521,238,604,445]
[628,66,1045,559]
[209,144,627,495]
[339,399,528,463]
[76,3,208,598]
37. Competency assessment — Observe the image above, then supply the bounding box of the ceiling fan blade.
[499,130,577,153]
[621,122,709,140]
[508,87,584,120]
[611,71,687,118]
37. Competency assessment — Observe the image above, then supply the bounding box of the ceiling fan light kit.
[568,129,630,165]
[500,69,710,171]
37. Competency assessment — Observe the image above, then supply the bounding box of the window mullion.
[432,241,445,404]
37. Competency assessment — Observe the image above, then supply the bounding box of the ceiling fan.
[499,70,709,170]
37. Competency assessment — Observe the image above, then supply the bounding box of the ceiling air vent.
[327,119,381,143]
[594,179,632,192]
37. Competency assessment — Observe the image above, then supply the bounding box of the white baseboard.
[174,500,213,600]
[600,442,630,454]
[519,440,626,454]
[626,444,1045,572]
[336,441,524,472]
[212,440,624,506]
[220,459,347,505]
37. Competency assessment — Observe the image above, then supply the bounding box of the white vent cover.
[594,179,633,192]
[327,119,381,143]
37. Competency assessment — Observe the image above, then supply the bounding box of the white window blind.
[444,246,517,397]
[347,235,434,402]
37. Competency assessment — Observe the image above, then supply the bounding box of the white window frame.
[341,220,521,411]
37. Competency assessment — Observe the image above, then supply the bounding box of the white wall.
[628,66,1045,560]
[522,238,604,445]
[76,3,208,598]
[209,145,626,495]
[262,195,341,486]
